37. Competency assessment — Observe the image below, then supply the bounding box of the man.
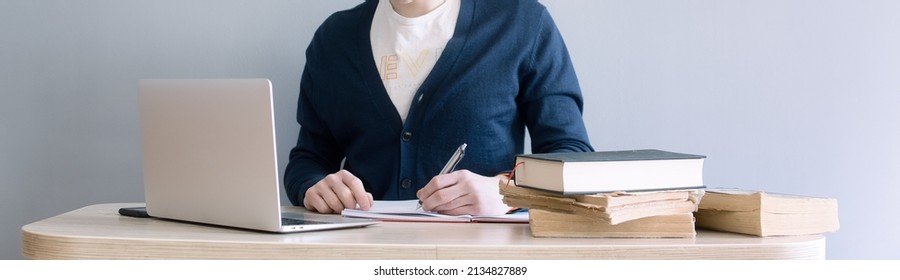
[285,0,593,216]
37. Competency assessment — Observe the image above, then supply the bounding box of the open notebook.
[341,200,529,223]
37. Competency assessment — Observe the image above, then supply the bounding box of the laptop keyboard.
[281,217,328,226]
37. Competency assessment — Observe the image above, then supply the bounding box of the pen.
[418,143,467,210]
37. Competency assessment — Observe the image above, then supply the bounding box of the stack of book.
[501,179,701,238]
[504,149,707,238]
[695,188,840,236]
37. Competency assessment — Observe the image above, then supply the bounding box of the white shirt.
[370,0,461,123]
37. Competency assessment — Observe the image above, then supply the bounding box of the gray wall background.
[1,0,897,259]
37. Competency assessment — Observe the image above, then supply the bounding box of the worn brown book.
[529,209,696,238]
[500,178,699,225]
[695,188,840,236]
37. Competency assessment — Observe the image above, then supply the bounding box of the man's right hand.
[303,170,373,214]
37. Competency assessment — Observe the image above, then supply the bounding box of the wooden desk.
[22,203,825,260]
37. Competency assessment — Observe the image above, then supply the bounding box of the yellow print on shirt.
[377,48,443,81]
[401,49,430,77]
[379,55,399,80]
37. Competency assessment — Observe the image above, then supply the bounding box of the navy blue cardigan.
[284,0,593,205]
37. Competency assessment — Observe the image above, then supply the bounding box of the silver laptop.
[138,79,377,233]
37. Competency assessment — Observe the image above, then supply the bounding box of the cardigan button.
[400,178,412,189]
[401,131,412,142]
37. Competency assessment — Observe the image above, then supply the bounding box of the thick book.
[529,209,696,238]
[340,200,529,223]
[695,188,840,236]
[513,149,706,194]
[500,178,700,225]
